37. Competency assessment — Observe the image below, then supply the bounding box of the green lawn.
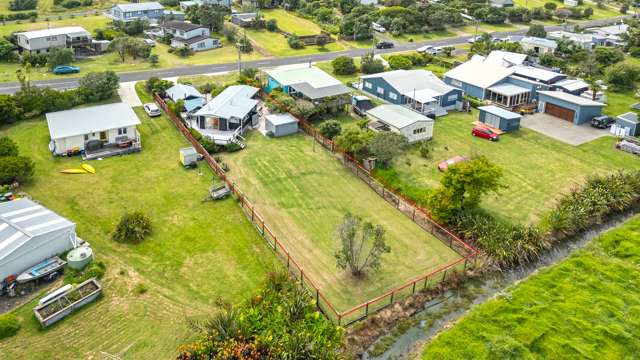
[375,111,640,224]
[387,29,459,44]
[0,104,277,358]
[514,0,621,20]
[221,131,461,312]
[604,89,639,116]
[422,215,640,359]
[261,9,323,36]
[0,15,110,36]
[244,28,347,57]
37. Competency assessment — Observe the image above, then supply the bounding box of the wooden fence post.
[412,282,416,294]
[390,291,394,305]
[287,253,290,269]
[442,269,448,282]
[365,302,369,317]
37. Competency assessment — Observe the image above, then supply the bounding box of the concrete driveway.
[520,113,609,146]
[117,81,142,107]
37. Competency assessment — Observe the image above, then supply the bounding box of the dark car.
[375,41,394,49]
[472,126,499,141]
[52,65,80,75]
[590,115,615,129]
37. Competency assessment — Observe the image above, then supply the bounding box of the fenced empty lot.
[222,132,462,312]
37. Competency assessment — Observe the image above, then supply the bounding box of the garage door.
[544,103,574,122]
[484,113,501,128]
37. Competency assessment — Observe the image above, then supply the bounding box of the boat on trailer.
[16,256,66,284]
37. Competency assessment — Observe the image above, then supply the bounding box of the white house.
[46,103,141,158]
[547,31,606,51]
[366,105,434,143]
[109,2,165,22]
[0,198,78,281]
[15,26,92,54]
[161,21,220,51]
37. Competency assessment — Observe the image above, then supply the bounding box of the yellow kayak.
[60,168,88,174]
[81,164,96,174]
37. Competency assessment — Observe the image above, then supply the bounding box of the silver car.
[144,103,161,117]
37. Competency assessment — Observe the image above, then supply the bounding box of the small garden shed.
[478,105,522,131]
[265,114,299,137]
[615,112,639,137]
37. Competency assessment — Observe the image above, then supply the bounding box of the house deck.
[83,143,142,160]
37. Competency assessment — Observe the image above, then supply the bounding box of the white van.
[372,22,386,33]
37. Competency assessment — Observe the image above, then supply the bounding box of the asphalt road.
[0,16,629,94]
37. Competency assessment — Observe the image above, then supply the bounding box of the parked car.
[590,115,615,129]
[372,22,386,33]
[416,45,433,54]
[144,38,156,47]
[472,126,499,141]
[467,36,482,43]
[438,155,466,172]
[376,41,394,49]
[144,103,161,117]
[52,65,80,75]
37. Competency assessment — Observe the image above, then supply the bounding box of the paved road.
[0,16,629,94]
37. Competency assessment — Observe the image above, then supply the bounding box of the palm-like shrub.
[112,210,152,244]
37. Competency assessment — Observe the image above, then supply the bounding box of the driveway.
[521,113,609,146]
[117,81,142,107]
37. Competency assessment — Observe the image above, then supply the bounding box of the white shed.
[0,198,78,280]
[366,105,434,143]
[265,114,299,137]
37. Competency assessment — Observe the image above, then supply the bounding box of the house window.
[376,86,384,95]
[84,134,89,141]
[450,79,462,87]
[447,94,458,101]
[117,127,128,135]
[197,42,205,48]
[364,82,372,89]
[389,92,398,100]
[413,127,426,135]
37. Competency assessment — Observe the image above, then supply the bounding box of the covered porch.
[486,83,531,109]
[403,89,441,116]
[83,131,142,160]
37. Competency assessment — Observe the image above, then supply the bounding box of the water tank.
[66,246,93,270]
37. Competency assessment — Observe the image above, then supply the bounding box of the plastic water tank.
[67,246,93,270]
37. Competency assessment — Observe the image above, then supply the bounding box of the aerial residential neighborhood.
[1,0,640,359]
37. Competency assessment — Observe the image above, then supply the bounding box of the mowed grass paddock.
[0,109,277,359]
[376,111,640,224]
[222,131,461,311]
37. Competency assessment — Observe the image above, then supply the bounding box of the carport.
[537,91,605,125]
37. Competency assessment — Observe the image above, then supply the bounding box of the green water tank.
[67,246,93,270]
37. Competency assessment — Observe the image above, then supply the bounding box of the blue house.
[360,69,463,116]
[537,91,605,124]
[444,59,515,100]
[110,2,165,22]
[478,105,521,131]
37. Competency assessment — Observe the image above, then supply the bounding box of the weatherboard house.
[15,26,92,55]
[46,103,142,157]
[359,70,463,116]
[537,91,605,124]
[0,198,78,281]
[110,2,165,22]
[264,65,351,104]
[191,85,260,145]
[366,105,434,143]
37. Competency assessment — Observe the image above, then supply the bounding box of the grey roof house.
[161,21,220,51]
[15,26,92,54]
[366,105,434,143]
[166,83,206,113]
[110,2,165,22]
[231,13,258,27]
[46,103,142,158]
[521,37,557,55]
[191,85,260,145]
[0,198,78,281]
[265,66,351,102]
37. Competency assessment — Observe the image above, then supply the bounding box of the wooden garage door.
[544,103,574,122]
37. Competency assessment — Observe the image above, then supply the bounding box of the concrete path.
[521,113,609,146]
[117,81,142,107]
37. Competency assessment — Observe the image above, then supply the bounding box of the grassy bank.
[422,215,640,359]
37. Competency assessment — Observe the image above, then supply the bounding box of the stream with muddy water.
[362,213,636,360]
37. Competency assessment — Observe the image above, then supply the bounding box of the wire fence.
[155,92,479,326]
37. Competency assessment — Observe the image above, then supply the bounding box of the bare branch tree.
[335,213,390,277]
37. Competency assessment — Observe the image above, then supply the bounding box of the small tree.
[318,120,342,140]
[605,63,640,91]
[265,18,278,31]
[145,76,173,95]
[583,7,593,18]
[0,137,19,157]
[331,56,356,75]
[112,210,152,244]
[367,131,408,167]
[544,2,557,11]
[0,156,35,185]
[47,48,74,70]
[388,55,413,70]
[360,52,384,74]
[0,313,20,340]
[594,47,624,67]
[0,95,21,125]
[427,156,504,222]
[148,53,159,66]
[526,24,546,38]
[316,35,328,49]
[222,24,237,43]
[334,127,373,157]
[287,34,304,49]
[78,71,119,102]
[335,213,390,277]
